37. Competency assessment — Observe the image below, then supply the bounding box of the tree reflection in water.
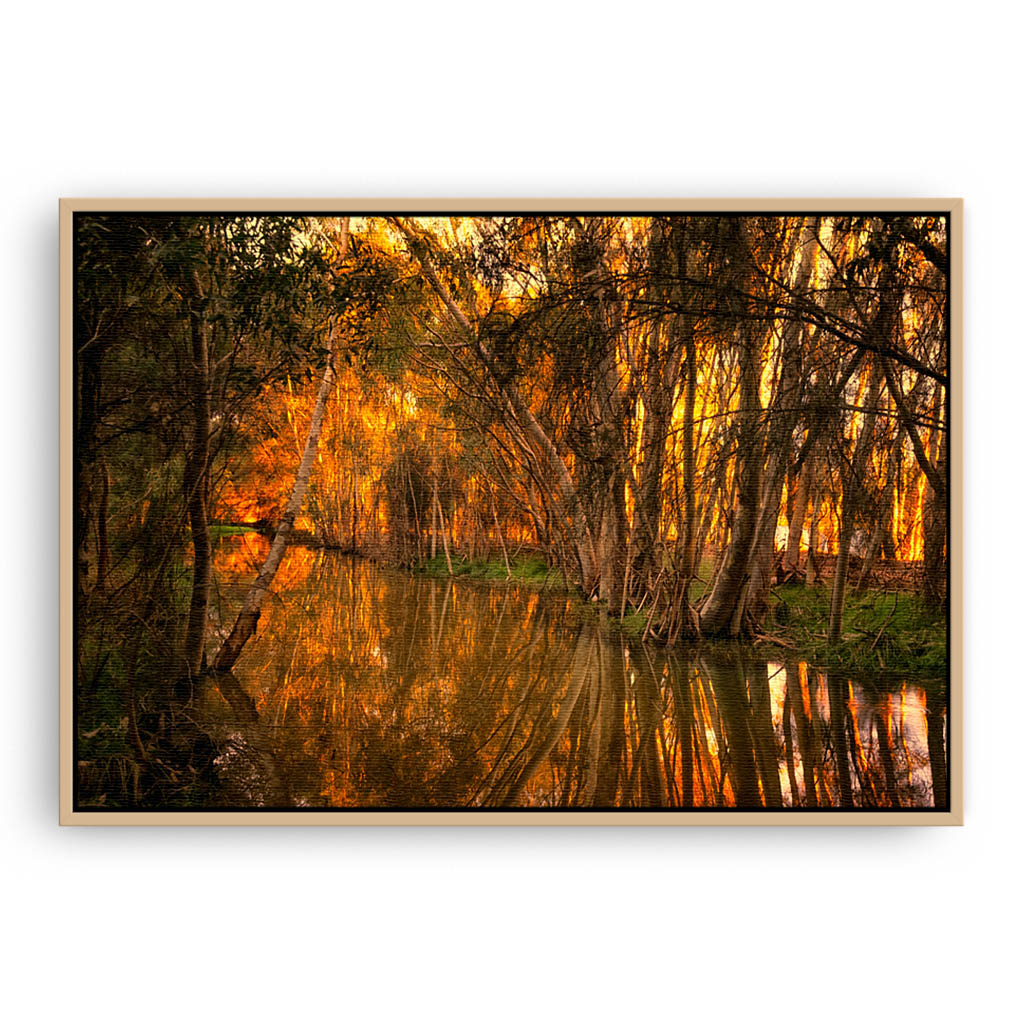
[198,541,947,810]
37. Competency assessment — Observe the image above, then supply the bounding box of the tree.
[214,219,352,673]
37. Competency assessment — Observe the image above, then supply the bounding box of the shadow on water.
[197,539,947,810]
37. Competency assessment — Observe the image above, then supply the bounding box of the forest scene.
[72,210,950,811]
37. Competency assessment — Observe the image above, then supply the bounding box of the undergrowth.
[765,582,947,674]
[416,553,568,589]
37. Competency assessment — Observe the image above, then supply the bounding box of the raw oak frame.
[59,197,963,826]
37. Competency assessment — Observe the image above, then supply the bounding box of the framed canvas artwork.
[60,199,961,824]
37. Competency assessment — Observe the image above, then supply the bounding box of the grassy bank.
[764,582,947,674]
[209,523,260,539]
[413,553,945,674]
[415,553,569,589]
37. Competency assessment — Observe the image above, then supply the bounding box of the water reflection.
[199,540,947,810]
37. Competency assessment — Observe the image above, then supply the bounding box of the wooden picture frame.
[60,198,962,825]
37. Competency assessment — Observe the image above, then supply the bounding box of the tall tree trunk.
[828,240,897,645]
[633,336,672,591]
[95,457,110,590]
[633,219,690,594]
[783,456,812,573]
[396,219,599,590]
[183,275,212,678]
[430,479,438,560]
[856,443,898,591]
[213,220,350,673]
[597,474,626,610]
[698,217,816,637]
[829,359,882,645]
[436,495,453,575]
[673,227,702,598]
[592,252,628,610]
[491,491,511,578]
[806,481,821,584]
[681,322,698,589]
[741,217,818,624]
[828,512,856,647]
[699,325,763,636]
[923,387,948,608]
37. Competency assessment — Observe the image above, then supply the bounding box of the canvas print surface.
[67,206,953,817]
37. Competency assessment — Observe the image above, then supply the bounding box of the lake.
[199,536,947,810]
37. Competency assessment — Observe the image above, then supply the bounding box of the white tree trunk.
[213,219,350,673]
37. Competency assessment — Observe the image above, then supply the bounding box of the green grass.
[209,523,259,539]
[765,581,947,674]
[617,608,651,639]
[416,553,568,590]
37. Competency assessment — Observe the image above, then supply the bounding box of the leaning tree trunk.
[213,220,350,674]
[397,219,599,591]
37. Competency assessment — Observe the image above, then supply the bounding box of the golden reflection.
[201,538,947,809]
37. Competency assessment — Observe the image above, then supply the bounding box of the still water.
[200,537,948,810]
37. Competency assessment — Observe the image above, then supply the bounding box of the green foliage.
[73,213,950,809]
[416,554,567,589]
[766,582,947,674]
[208,523,258,539]
[75,506,220,807]
[617,608,651,639]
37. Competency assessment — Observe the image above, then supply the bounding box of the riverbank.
[412,551,946,675]
[219,533,946,676]
[415,552,568,589]
[76,536,946,809]
[763,582,946,674]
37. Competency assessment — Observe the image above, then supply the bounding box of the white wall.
[3,3,1019,1021]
